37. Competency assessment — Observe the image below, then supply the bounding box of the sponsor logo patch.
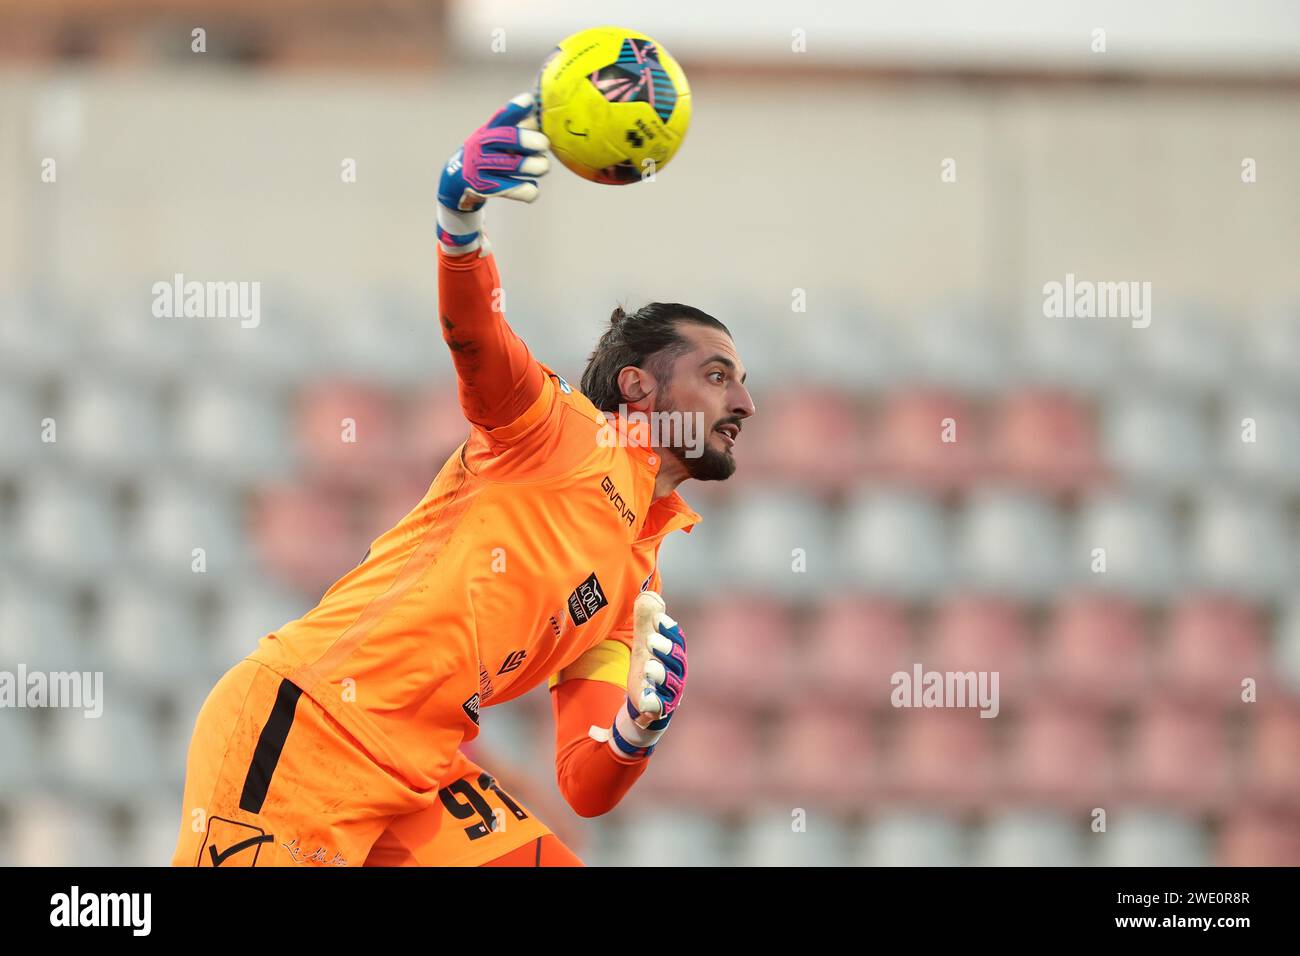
[567,572,609,627]
[198,816,273,868]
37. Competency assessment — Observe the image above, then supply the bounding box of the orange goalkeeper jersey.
[248,247,700,795]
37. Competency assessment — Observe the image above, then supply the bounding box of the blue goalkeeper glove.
[609,592,688,760]
[437,91,550,257]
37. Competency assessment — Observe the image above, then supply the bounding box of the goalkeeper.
[172,92,755,867]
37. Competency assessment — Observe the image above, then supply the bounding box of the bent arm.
[551,675,652,818]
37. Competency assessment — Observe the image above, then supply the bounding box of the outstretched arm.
[438,249,546,432]
[436,92,551,432]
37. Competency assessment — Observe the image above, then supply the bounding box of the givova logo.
[50,886,151,936]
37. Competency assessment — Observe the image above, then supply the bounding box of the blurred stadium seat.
[987,388,1105,493]
[869,389,982,492]
[0,380,45,477]
[1096,809,1210,867]
[207,577,309,672]
[955,491,1067,599]
[854,809,966,866]
[131,476,248,582]
[14,471,120,580]
[973,809,1087,867]
[740,388,866,493]
[1159,594,1267,706]
[1217,389,1300,492]
[1124,700,1233,811]
[1005,698,1116,807]
[250,483,359,592]
[634,707,760,812]
[799,596,915,711]
[1128,305,1239,394]
[1071,493,1183,598]
[1242,701,1300,807]
[763,705,876,810]
[46,703,163,802]
[294,380,402,485]
[0,579,90,672]
[611,808,727,867]
[686,594,795,709]
[8,793,120,867]
[94,575,204,689]
[1102,389,1213,491]
[172,376,291,481]
[838,488,950,598]
[59,372,166,475]
[910,308,1010,393]
[721,488,833,598]
[1186,488,1295,600]
[1040,593,1152,708]
[889,710,995,809]
[126,797,186,867]
[1218,805,1300,866]
[1275,602,1300,696]
[733,805,853,866]
[1014,309,1125,395]
[927,594,1034,701]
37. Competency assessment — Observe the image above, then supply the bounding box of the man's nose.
[731,383,756,419]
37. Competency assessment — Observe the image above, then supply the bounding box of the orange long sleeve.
[551,678,651,818]
[437,247,545,431]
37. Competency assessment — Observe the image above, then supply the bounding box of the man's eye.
[709,371,725,383]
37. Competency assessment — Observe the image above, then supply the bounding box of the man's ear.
[616,365,656,407]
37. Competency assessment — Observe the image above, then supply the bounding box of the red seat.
[1041,593,1151,708]
[764,705,876,809]
[251,484,359,594]
[1125,699,1232,811]
[868,389,983,492]
[685,595,795,709]
[294,381,399,484]
[889,710,995,809]
[740,388,865,493]
[402,385,471,473]
[1218,805,1300,866]
[989,389,1104,493]
[1005,698,1116,808]
[1243,700,1300,805]
[1161,595,1266,706]
[632,705,760,812]
[927,595,1033,706]
[800,597,915,711]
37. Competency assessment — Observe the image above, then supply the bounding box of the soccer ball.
[536,26,691,185]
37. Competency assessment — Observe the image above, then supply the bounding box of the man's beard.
[664,427,736,481]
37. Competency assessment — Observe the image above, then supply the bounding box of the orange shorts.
[172,659,578,867]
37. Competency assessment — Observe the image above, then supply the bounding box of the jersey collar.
[605,410,703,536]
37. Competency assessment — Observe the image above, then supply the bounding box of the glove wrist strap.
[436,204,484,255]
[610,697,667,759]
